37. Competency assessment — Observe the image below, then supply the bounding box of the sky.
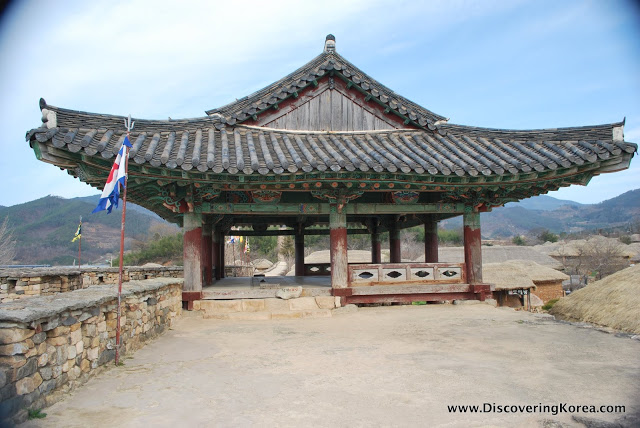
[0,0,638,207]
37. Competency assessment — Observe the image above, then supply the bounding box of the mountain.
[0,195,176,265]
[74,195,165,221]
[505,195,583,211]
[441,189,640,238]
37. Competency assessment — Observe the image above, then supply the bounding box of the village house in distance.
[26,35,637,309]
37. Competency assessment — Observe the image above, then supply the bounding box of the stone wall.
[0,267,183,303]
[0,278,183,425]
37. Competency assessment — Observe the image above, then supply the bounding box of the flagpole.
[116,115,134,366]
[78,216,82,268]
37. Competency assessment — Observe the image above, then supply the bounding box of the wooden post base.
[182,291,203,310]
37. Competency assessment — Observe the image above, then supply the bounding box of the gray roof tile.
[27,103,636,179]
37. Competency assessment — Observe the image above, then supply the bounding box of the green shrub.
[28,409,46,419]
[619,235,632,245]
[438,229,462,245]
[121,232,183,266]
[537,229,559,243]
[542,298,559,311]
[512,235,526,246]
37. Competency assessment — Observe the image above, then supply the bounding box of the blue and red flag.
[92,136,132,214]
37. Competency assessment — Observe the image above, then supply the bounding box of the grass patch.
[411,301,427,305]
[542,298,559,311]
[28,409,47,419]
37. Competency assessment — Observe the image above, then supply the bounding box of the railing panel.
[348,262,466,286]
[303,263,331,276]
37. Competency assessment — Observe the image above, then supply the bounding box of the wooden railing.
[303,263,331,276]
[347,263,466,287]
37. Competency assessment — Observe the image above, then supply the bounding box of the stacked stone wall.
[0,278,182,425]
[0,267,183,303]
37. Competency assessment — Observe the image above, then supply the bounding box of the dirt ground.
[20,304,640,428]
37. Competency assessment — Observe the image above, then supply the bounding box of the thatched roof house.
[542,236,636,259]
[304,250,390,264]
[550,264,640,334]
[483,262,537,291]
[415,246,562,269]
[484,260,569,307]
[627,242,640,263]
[252,259,274,270]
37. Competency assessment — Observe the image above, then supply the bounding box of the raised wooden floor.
[202,276,486,303]
[202,276,332,300]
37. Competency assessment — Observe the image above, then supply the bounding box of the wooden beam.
[201,202,466,215]
[227,229,369,236]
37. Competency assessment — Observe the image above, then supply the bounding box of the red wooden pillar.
[183,212,203,309]
[329,205,348,289]
[219,233,225,279]
[295,225,305,277]
[371,226,381,264]
[202,220,212,286]
[389,223,401,263]
[212,227,221,281]
[424,220,438,263]
[463,209,482,284]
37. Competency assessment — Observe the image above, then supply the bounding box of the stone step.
[194,296,339,320]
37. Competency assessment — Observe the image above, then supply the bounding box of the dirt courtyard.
[20,304,640,428]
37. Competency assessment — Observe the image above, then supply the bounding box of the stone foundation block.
[202,313,231,320]
[263,298,289,311]
[227,312,271,321]
[289,297,319,311]
[315,296,336,309]
[271,311,303,320]
[303,310,332,319]
[241,299,265,312]
[200,300,242,313]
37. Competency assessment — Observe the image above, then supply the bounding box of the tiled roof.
[27,102,636,177]
[205,51,448,129]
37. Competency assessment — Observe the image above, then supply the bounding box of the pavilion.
[26,35,636,308]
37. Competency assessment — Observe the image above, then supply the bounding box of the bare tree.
[582,237,627,280]
[0,217,16,265]
[558,237,628,289]
[401,230,423,261]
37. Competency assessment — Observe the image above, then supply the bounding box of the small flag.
[227,236,237,244]
[92,136,132,214]
[244,239,250,253]
[72,221,82,242]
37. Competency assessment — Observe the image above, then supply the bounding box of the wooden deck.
[201,274,487,303]
[202,276,332,300]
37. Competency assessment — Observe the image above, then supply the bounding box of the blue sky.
[0,0,638,207]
